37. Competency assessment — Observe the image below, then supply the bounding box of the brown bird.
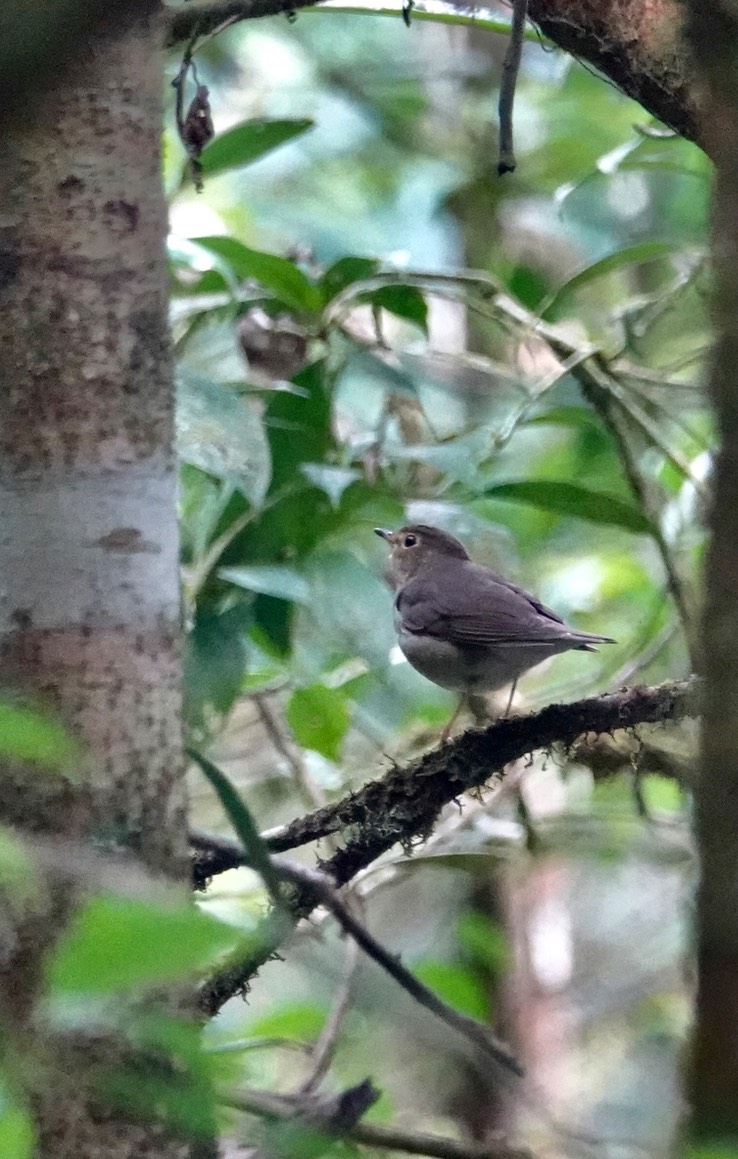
[376,524,615,735]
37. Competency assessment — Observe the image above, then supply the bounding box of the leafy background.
[4,3,710,1155]
[164,3,707,1152]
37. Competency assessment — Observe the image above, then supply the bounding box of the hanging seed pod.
[181,84,214,191]
[182,84,214,157]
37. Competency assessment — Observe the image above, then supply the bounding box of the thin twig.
[253,693,327,812]
[171,29,200,142]
[206,1035,314,1054]
[297,934,360,1093]
[194,814,521,1070]
[194,679,700,1013]
[223,1086,533,1159]
[487,292,701,667]
[271,856,522,1074]
[167,0,325,44]
[191,12,241,51]
[498,0,528,174]
[608,617,678,687]
[600,369,709,499]
[578,365,698,662]
[185,482,304,602]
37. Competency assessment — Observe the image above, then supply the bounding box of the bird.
[375,524,615,736]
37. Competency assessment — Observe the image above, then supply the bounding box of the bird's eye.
[403,533,417,548]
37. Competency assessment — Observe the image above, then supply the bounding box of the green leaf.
[480,481,654,535]
[177,319,246,385]
[285,684,351,762]
[218,564,310,604]
[187,749,285,908]
[184,605,249,722]
[47,894,239,994]
[389,428,497,488]
[253,595,295,658]
[0,1087,34,1159]
[176,369,272,506]
[102,1014,219,1138]
[685,1147,738,1159]
[360,284,428,334]
[526,406,601,431]
[413,960,488,1021]
[320,256,380,304]
[540,241,678,318]
[199,118,313,177]
[180,468,234,564]
[265,361,334,493]
[300,547,398,670]
[264,1120,336,1159]
[0,702,78,771]
[194,236,320,312]
[507,263,550,310]
[642,774,684,814]
[300,463,361,508]
[265,1117,340,1159]
[456,912,510,976]
[247,1002,328,1041]
[167,236,240,297]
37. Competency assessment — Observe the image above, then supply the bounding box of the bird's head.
[374,524,470,587]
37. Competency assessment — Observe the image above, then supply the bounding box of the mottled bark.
[528,0,701,145]
[0,5,183,867]
[682,0,738,1142]
[0,4,193,1156]
[0,1,150,115]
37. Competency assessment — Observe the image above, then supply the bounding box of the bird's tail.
[574,633,616,652]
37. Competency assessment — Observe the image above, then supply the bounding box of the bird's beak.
[374,528,393,542]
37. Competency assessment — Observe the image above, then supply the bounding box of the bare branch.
[224,1086,533,1159]
[253,693,328,812]
[198,838,522,1071]
[166,0,321,46]
[194,679,699,1012]
[271,855,523,1075]
[191,678,698,884]
[497,0,528,174]
[297,932,359,1093]
[527,0,701,149]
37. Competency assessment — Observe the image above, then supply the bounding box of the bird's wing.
[397,563,609,647]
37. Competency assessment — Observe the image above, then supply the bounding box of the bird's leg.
[503,679,518,718]
[440,694,466,744]
[440,693,493,743]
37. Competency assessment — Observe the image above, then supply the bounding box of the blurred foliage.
[170,6,706,749]
[166,4,705,1153]
[0,3,711,1155]
[0,701,79,772]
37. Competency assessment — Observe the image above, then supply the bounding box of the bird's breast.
[396,625,559,693]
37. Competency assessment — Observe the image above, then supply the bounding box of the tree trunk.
[527,0,700,146]
[0,3,193,1155]
[682,0,738,1144]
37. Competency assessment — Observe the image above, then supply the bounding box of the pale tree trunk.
[682,0,738,1143]
[0,3,194,1155]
